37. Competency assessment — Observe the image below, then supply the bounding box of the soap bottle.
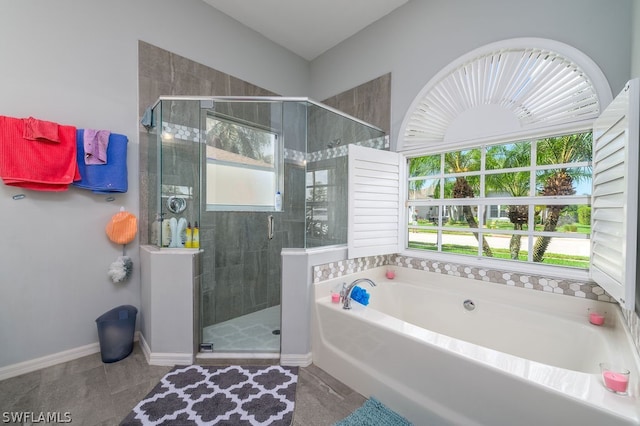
[275,191,282,211]
[161,217,171,247]
[192,221,200,248]
[185,222,193,248]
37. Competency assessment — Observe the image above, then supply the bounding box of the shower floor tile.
[202,305,280,352]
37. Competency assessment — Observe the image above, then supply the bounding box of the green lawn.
[407,241,589,268]
[414,219,591,234]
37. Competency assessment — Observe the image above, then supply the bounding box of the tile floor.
[202,306,281,353]
[0,343,366,425]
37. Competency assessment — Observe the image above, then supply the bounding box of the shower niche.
[145,96,386,358]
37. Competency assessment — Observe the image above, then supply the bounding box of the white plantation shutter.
[590,79,638,310]
[348,145,401,258]
[399,39,612,152]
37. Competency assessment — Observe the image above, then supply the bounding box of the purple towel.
[83,129,110,164]
[73,129,128,193]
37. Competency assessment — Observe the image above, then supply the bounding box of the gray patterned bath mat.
[120,365,298,425]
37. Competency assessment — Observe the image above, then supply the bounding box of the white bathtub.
[311,266,640,426]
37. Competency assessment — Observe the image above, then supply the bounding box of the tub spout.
[342,278,376,309]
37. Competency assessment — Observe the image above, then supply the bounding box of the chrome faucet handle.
[342,278,376,309]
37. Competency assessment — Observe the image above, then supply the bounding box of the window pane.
[444,176,480,198]
[534,205,590,233]
[485,171,530,197]
[484,233,529,261]
[486,141,531,170]
[315,170,328,184]
[536,167,591,196]
[205,115,277,208]
[409,178,439,200]
[206,118,275,167]
[442,231,478,255]
[408,155,440,177]
[408,228,438,250]
[536,133,592,166]
[306,187,327,202]
[486,213,529,231]
[408,205,440,225]
[445,149,481,172]
[533,204,590,268]
[443,205,480,229]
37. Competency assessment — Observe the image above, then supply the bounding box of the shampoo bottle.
[185,222,193,248]
[161,218,171,247]
[192,222,200,248]
[275,191,282,211]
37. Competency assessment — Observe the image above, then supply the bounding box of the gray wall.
[633,0,640,79]
[310,0,634,150]
[0,0,307,369]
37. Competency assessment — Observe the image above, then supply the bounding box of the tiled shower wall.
[321,73,391,136]
[138,41,283,328]
[312,254,640,359]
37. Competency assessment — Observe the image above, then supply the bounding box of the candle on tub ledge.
[600,363,630,394]
[589,312,605,326]
[603,371,630,393]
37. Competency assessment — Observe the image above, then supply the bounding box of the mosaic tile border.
[306,137,389,162]
[162,121,201,143]
[389,255,614,302]
[312,255,388,282]
[622,307,640,357]
[284,148,305,163]
[312,253,614,303]
[157,127,387,163]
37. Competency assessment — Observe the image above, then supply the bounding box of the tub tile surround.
[313,253,640,358]
[313,254,612,301]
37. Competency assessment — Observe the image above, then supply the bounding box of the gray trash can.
[96,305,137,363]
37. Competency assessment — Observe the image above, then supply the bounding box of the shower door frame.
[198,98,287,358]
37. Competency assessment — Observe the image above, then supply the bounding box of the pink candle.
[331,293,340,304]
[603,371,629,393]
[589,312,605,325]
[386,270,395,279]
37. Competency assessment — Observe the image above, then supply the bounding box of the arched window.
[399,38,612,152]
[398,38,613,277]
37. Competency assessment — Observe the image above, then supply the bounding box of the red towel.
[0,115,80,191]
[23,116,60,143]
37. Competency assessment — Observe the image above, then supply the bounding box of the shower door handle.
[268,215,274,240]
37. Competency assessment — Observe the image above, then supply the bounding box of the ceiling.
[202,0,409,61]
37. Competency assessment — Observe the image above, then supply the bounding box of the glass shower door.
[199,100,285,355]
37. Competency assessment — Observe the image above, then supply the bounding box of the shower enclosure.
[146,96,386,357]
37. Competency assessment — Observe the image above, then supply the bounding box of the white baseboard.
[280,352,312,367]
[0,342,100,381]
[138,332,193,366]
[0,333,143,381]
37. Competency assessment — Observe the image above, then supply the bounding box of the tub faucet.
[341,278,376,309]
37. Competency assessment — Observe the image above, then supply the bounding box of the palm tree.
[532,133,592,262]
[485,142,531,259]
[410,150,493,256]
[206,117,273,164]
